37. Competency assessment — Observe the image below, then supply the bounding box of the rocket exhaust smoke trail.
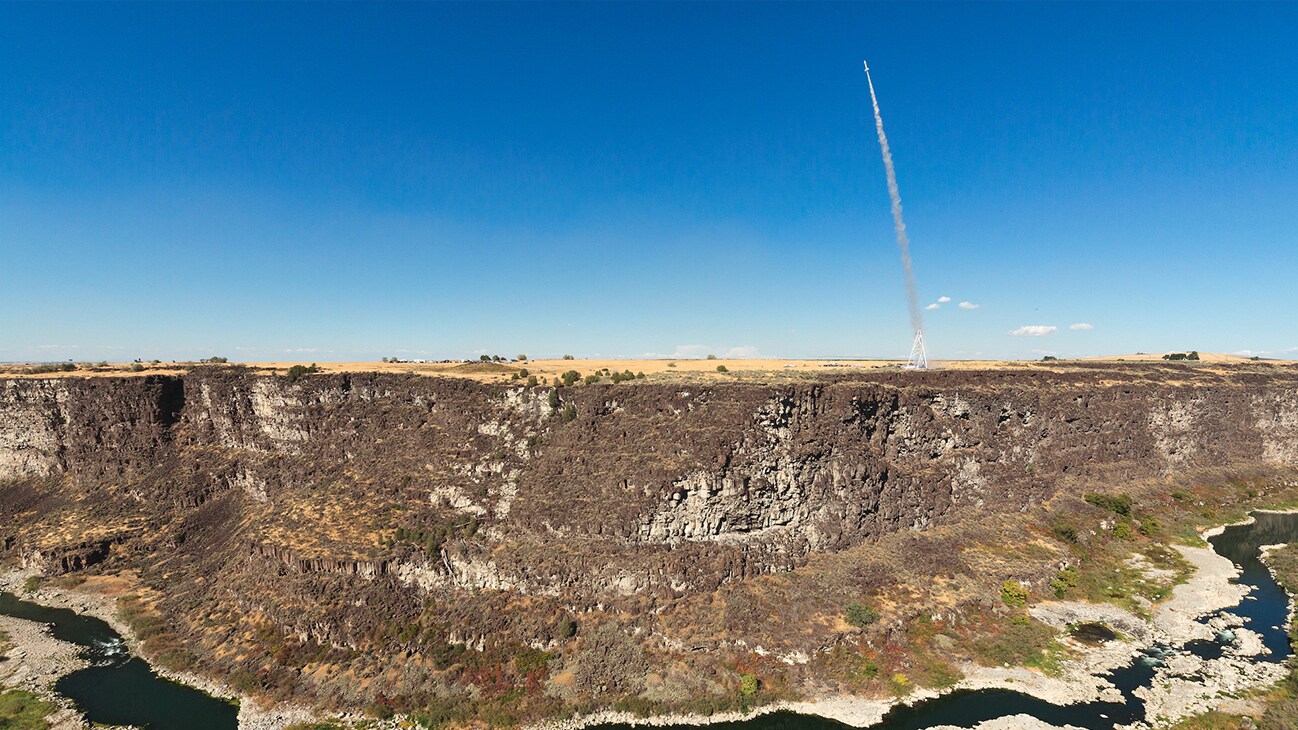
[865,62,923,335]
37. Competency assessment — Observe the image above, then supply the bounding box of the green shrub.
[1084,492,1132,517]
[584,374,601,385]
[561,370,581,387]
[202,356,228,363]
[527,375,538,387]
[1113,521,1135,541]
[1050,566,1079,598]
[1138,515,1162,537]
[561,404,577,422]
[716,365,729,373]
[1001,580,1030,607]
[285,363,320,383]
[547,389,561,409]
[22,576,42,594]
[844,602,879,628]
[706,354,718,360]
[517,354,527,362]
[554,615,578,639]
[1051,522,1080,544]
[739,673,759,697]
[562,354,575,360]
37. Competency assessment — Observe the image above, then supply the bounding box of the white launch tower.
[905,330,928,370]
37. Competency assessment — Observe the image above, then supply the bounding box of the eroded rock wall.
[4,368,1298,592]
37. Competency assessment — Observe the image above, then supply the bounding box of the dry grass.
[5,352,1292,384]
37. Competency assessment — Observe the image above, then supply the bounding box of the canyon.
[2,362,1297,724]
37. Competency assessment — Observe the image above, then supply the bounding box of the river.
[0,590,238,729]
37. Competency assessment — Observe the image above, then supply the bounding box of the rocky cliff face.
[2,364,1297,709]
[4,367,1298,590]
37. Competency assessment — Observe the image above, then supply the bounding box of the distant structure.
[905,330,928,370]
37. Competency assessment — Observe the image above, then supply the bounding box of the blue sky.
[2,2,1296,362]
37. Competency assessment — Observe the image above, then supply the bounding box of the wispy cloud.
[925,303,940,311]
[724,345,760,358]
[937,296,951,303]
[1069,323,1093,331]
[958,301,980,310]
[1010,325,1057,337]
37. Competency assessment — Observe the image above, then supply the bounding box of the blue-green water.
[0,591,238,729]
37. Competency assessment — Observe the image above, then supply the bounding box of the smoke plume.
[865,66,923,334]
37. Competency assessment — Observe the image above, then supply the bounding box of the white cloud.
[925,303,940,311]
[937,296,951,303]
[724,346,760,358]
[1069,323,1093,331]
[1233,349,1267,357]
[958,301,980,310]
[1010,325,1057,337]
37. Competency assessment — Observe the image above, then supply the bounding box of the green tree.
[562,404,577,422]
[562,354,575,360]
[480,354,491,361]
[706,354,718,360]
[517,354,528,361]
[561,370,581,387]
[527,376,538,387]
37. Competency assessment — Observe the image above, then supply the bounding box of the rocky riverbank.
[0,613,87,729]
[525,524,1296,730]
[0,569,324,730]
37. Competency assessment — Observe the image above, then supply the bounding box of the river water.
[0,513,1294,730]
[0,591,238,729]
